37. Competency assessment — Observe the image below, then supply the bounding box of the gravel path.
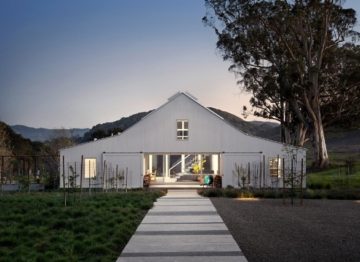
[211,198,360,262]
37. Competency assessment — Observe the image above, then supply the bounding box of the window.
[269,157,282,177]
[84,158,96,178]
[177,120,189,140]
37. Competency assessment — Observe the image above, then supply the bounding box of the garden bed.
[0,190,164,261]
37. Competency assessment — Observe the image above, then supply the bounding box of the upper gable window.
[177,120,189,140]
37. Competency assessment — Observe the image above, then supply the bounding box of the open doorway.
[144,153,220,184]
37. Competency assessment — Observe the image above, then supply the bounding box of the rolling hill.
[9,107,359,154]
[11,125,89,142]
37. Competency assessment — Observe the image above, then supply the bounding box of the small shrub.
[239,190,254,198]
[199,188,223,197]
[224,188,238,198]
[303,189,326,199]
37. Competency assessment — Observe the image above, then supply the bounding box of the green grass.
[307,164,360,189]
[0,191,164,262]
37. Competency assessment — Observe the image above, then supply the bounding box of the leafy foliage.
[204,0,360,168]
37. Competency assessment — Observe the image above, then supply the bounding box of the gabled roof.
[167,92,224,120]
[60,91,305,152]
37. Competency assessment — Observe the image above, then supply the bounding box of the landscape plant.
[0,190,164,262]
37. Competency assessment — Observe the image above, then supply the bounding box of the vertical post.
[125,167,128,192]
[181,154,185,173]
[74,162,77,202]
[282,158,285,205]
[80,155,83,198]
[165,154,169,180]
[211,154,219,175]
[259,158,262,189]
[102,160,106,192]
[116,165,119,192]
[62,155,66,207]
[263,155,266,188]
[247,162,251,188]
[104,161,108,193]
[27,159,31,193]
[67,164,70,195]
[291,157,294,206]
[0,156,4,194]
[149,154,153,173]
[89,160,91,195]
[34,156,37,181]
[300,158,304,206]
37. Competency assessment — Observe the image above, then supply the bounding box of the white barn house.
[59,92,306,189]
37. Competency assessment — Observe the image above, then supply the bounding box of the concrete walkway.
[117,189,247,262]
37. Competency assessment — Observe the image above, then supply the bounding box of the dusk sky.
[1,0,359,129]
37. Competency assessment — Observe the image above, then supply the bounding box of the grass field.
[0,191,164,262]
[307,165,360,189]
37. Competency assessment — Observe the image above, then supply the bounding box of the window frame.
[84,158,97,178]
[176,120,189,140]
[269,157,282,178]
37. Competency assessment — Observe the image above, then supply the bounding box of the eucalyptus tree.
[204,0,359,168]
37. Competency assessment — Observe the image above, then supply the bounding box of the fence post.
[263,155,266,188]
[300,158,304,206]
[62,155,67,207]
[291,158,294,206]
[282,157,285,205]
[0,156,3,195]
[80,155,83,198]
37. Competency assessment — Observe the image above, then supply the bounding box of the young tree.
[204,0,359,168]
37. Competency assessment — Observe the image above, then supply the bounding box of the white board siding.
[60,92,306,188]
[103,153,143,188]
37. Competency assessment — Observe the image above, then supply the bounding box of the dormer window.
[177,120,189,140]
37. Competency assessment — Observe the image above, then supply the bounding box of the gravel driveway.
[211,198,360,262]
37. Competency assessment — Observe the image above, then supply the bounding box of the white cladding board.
[222,154,263,188]
[103,153,143,188]
[59,92,306,188]
[60,94,288,154]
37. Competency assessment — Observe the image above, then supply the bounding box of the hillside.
[82,110,152,141]
[208,107,281,141]
[1,122,35,156]
[11,125,89,142]
[8,107,359,154]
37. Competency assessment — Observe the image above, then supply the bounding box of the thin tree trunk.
[312,117,329,168]
[303,90,329,168]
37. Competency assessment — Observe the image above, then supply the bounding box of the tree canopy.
[204,0,360,168]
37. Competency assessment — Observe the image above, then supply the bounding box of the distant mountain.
[81,107,281,142]
[82,111,153,141]
[11,125,89,142]
[208,107,281,141]
[6,106,360,154]
[1,122,39,156]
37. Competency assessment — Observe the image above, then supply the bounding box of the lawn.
[307,166,360,189]
[0,191,164,262]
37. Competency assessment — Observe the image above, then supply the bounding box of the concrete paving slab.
[142,215,223,224]
[155,200,211,206]
[150,205,216,212]
[117,255,247,262]
[137,223,228,231]
[122,235,241,253]
[116,189,247,262]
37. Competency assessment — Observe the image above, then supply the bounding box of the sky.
[1,0,359,129]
